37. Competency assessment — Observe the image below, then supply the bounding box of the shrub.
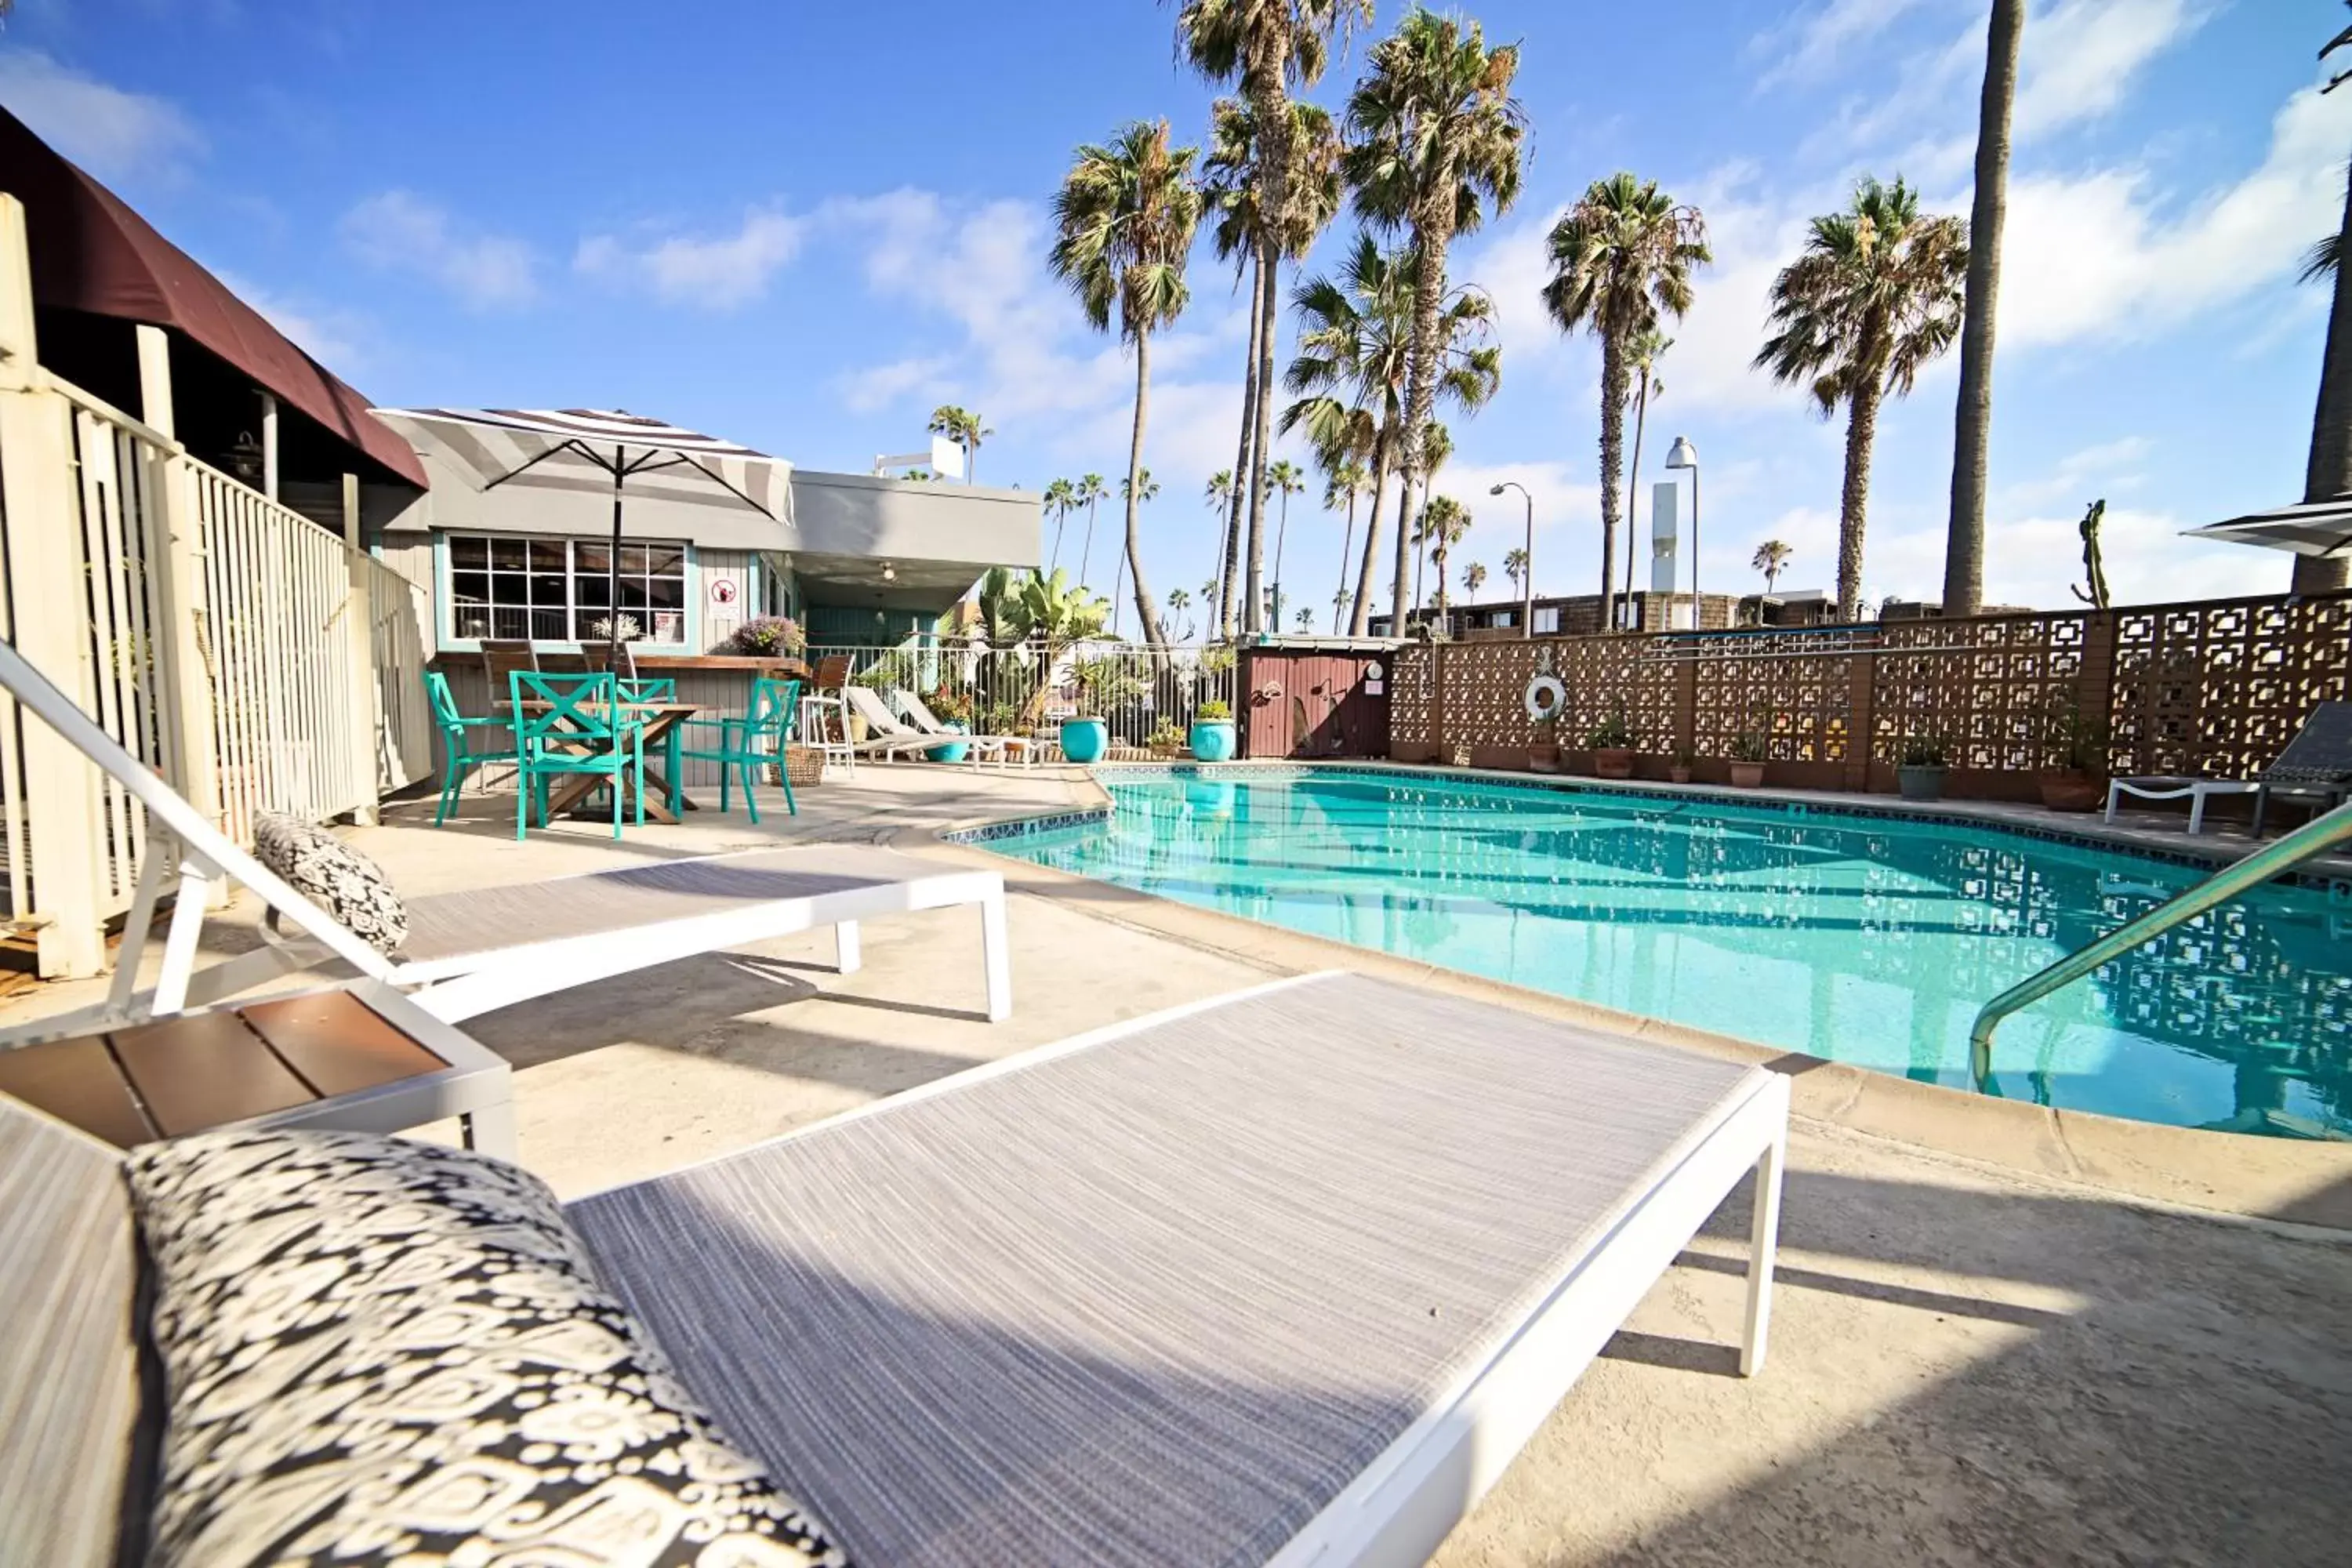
[727,616,804,657]
[1147,719,1185,750]
[1900,735,1948,768]
[926,685,975,725]
[1730,731,1769,763]
[1587,703,1633,750]
[1195,699,1231,722]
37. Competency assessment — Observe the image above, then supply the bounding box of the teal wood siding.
[805,604,929,645]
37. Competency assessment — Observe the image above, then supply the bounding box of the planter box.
[1729,761,1766,788]
[1897,764,1947,802]
[1592,746,1635,780]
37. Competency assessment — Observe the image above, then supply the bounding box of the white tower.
[1650,480,1679,594]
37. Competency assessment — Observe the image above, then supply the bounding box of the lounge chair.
[843,684,966,760]
[0,639,1012,1040]
[2107,700,2352,834]
[893,687,1044,768]
[0,971,1788,1568]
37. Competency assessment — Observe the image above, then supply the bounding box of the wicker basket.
[783,746,826,786]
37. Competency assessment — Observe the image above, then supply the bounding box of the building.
[1370,589,1745,639]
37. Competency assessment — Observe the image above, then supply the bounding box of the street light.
[1664,437,1699,627]
[1490,481,1533,638]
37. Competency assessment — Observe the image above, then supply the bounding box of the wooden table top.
[0,991,448,1148]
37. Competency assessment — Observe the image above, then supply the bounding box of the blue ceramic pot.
[1060,717,1109,764]
[1189,719,1237,762]
[927,722,969,764]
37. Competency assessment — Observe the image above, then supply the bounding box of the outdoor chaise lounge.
[893,686,1044,768]
[0,640,1011,1044]
[843,683,971,761]
[2106,699,2352,834]
[0,971,1788,1567]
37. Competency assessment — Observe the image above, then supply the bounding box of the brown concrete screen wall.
[1385,590,2352,800]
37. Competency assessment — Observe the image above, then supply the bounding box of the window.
[447,535,687,644]
[1533,606,1562,634]
[1492,609,1516,628]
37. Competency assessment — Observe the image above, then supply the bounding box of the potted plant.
[1062,655,1139,765]
[1526,673,1565,772]
[1668,743,1696,786]
[1897,735,1948,801]
[1146,718,1186,760]
[1189,698,1237,762]
[2038,699,2109,812]
[1728,731,1768,788]
[1587,702,1635,780]
[924,684,974,764]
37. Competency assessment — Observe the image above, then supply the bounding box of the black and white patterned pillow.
[127,1129,851,1568]
[251,811,407,956]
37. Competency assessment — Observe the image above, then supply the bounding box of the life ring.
[1525,674,1567,721]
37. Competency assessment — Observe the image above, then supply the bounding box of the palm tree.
[1071,472,1109,587]
[2299,11,2352,593]
[1203,469,1234,627]
[1181,2,1365,634]
[1294,606,1316,633]
[1345,8,1525,630]
[1265,458,1305,622]
[1463,560,1486,599]
[1043,477,1077,570]
[1504,546,1528,600]
[1166,586,1195,641]
[1756,176,1968,622]
[1112,469,1160,636]
[1421,494,1470,622]
[1281,235,1499,633]
[1751,539,1792,593]
[1330,585,1350,632]
[1541,172,1710,630]
[1319,455,1370,637]
[1943,0,2025,619]
[1051,121,1200,648]
[1411,422,1454,613]
[1621,328,1669,615]
[926,405,993,480]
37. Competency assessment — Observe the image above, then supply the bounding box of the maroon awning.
[0,106,428,488]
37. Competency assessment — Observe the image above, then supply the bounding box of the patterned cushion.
[127,1130,850,1568]
[251,811,407,956]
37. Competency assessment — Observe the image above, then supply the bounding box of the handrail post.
[1968,801,2352,1090]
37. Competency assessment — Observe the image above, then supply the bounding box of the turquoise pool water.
[985,769,2352,1137]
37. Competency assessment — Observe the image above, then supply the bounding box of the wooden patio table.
[499,699,703,824]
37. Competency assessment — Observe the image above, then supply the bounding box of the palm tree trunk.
[1080,499,1098,587]
[1334,492,1356,633]
[1351,436,1390,635]
[2301,157,2352,593]
[1050,511,1065,572]
[1837,383,1882,623]
[1942,0,2024,619]
[1126,332,1167,646]
[1623,367,1651,618]
[1221,259,1263,638]
[1243,234,1281,633]
[1393,211,1454,630]
[1597,332,1628,629]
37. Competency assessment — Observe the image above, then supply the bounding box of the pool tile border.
[950,760,2352,898]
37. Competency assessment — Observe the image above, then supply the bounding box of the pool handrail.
[1967,800,2352,1092]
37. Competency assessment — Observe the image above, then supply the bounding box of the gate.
[1240,646,1394,759]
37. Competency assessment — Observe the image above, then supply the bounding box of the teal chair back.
[617,677,677,705]
[424,670,466,732]
[744,677,801,744]
[511,670,620,747]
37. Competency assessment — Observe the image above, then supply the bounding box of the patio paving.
[3,761,2348,1565]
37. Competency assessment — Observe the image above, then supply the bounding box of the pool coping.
[911,764,2352,1236]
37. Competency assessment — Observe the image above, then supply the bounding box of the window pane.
[454,606,490,639]
[528,539,567,572]
[617,580,648,612]
[649,611,684,643]
[575,542,612,576]
[529,573,567,606]
[490,538,527,572]
[576,573,610,608]
[492,607,527,640]
[528,608,568,641]
[452,572,488,606]
[450,535,487,569]
[491,572,527,606]
[645,575,684,610]
[619,545,651,576]
[573,609,609,641]
[644,546,684,578]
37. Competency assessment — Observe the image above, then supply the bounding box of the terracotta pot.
[1729,760,1765,788]
[1527,742,1561,774]
[1592,746,1636,780]
[2038,768,2104,812]
[1668,765,1692,785]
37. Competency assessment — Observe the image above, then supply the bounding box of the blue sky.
[3,0,2340,626]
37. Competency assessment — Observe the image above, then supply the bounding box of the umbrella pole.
[608,455,624,670]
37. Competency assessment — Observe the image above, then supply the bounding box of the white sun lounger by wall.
[0,640,1011,1041]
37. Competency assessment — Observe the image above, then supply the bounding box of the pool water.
[986,770,2352,1138]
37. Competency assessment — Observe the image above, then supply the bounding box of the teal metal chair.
[510,671,646,841]
[615,677,680,813]
[425,670,519,826]
[677,676,800,823]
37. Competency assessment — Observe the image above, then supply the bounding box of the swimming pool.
[978,768,2352,1138]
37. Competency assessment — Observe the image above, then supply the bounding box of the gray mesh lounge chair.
[2107,700,2352,834]
[0,640,1011,1043]
[842,684,969,760]
[1,971,1788,1568]
[892,688,1043,768]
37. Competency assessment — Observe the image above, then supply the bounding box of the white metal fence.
[809,638,1239,750]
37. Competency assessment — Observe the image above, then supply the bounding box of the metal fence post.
[0,194,107,976]
[341,473,382,822]
[136,325,225,865]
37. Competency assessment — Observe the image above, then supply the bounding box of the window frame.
[437,532,695,652]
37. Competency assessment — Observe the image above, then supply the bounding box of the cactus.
[2069,499,2110,610]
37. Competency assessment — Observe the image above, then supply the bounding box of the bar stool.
[798,654,855,779]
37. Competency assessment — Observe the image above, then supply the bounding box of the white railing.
[368,557,434,795]
[808,638,1239,750]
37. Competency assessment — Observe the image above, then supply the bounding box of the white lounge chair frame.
[840,684,965,761]
[2103,775,2259,835]
[0,639,1011,1043]
[891,688,1042,769]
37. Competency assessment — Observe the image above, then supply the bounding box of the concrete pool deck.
[5,761,2350,1564]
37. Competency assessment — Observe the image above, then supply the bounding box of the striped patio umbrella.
[370,406,792,655]
[2182,499,2352,562]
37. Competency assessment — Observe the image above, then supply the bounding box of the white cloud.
[0,49,203,180]
[575,208,804,310]
[836,354,952,414]
[1995,435,2153,510]
[1754,0,1941,89]
[2014,0,2206,139]
[2001,87,2352,347]
[339,191,535,310]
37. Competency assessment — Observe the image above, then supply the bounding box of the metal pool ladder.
[1968,800,2352,1093]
